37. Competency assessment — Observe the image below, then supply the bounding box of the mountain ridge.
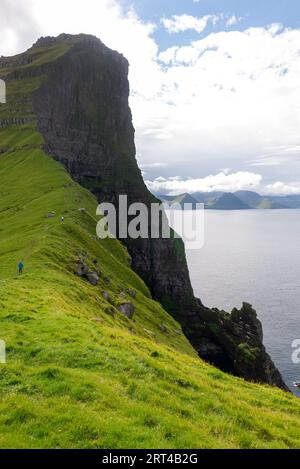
[159,190,298,210]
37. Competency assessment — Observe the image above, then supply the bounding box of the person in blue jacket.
[18,261,24,274]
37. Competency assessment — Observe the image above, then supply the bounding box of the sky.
[1,0,300,195]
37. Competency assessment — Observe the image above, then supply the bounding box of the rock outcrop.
[117,302,135,319]
[0,33,288,391]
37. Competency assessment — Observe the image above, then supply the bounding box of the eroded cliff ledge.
[1,34,288,391]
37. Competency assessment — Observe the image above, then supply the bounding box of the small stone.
[127,289,136,299]
[102,291,110,301]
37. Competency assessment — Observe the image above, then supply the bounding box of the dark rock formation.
[191,302,289,390]
[1,33,288,391]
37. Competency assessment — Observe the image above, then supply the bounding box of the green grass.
[0,125,300,448]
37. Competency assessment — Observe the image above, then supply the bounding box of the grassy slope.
[0,126,299,449]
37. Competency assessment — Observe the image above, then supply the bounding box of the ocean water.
[185,209,300,396]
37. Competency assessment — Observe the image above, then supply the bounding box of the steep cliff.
[0,33,288,391]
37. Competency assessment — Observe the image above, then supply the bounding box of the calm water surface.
[185,209,300,396]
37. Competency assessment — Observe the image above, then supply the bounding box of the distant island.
[159,190,300,210]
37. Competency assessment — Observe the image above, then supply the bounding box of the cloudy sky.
[1,0,300,195]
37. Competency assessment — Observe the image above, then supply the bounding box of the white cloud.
[0,2,300,192]
[146,171,263,195]
[226,15,242,27]
[264,182,300,195]
[161,14,219,34]
[136,24,300,187]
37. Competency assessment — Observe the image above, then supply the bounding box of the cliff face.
[0,34,288,391]
[31,34,196,317]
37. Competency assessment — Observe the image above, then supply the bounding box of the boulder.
[76,260,89,277]
[117,302,135,319]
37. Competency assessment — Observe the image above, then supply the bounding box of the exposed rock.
[102,291,110,301]
[127,289,136,299]
[189,302,289,392]
[0,117,35,129]
[117,302,135,319]
[86,271,99,286]
[75,260,99,286]
[75,260,89,277]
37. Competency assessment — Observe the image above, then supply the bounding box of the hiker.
[61,216,65,222]
[18,261,24,275]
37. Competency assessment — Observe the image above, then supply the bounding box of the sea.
[185,209,300,396]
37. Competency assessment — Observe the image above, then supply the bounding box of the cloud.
[264,182,300,195]
[226,15,243,27]
[145,171,263,195]
[137,24,300,184]
[161,14,219,34]
[0,0,40,55]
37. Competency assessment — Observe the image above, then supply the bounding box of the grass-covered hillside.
[0,125,299,449]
